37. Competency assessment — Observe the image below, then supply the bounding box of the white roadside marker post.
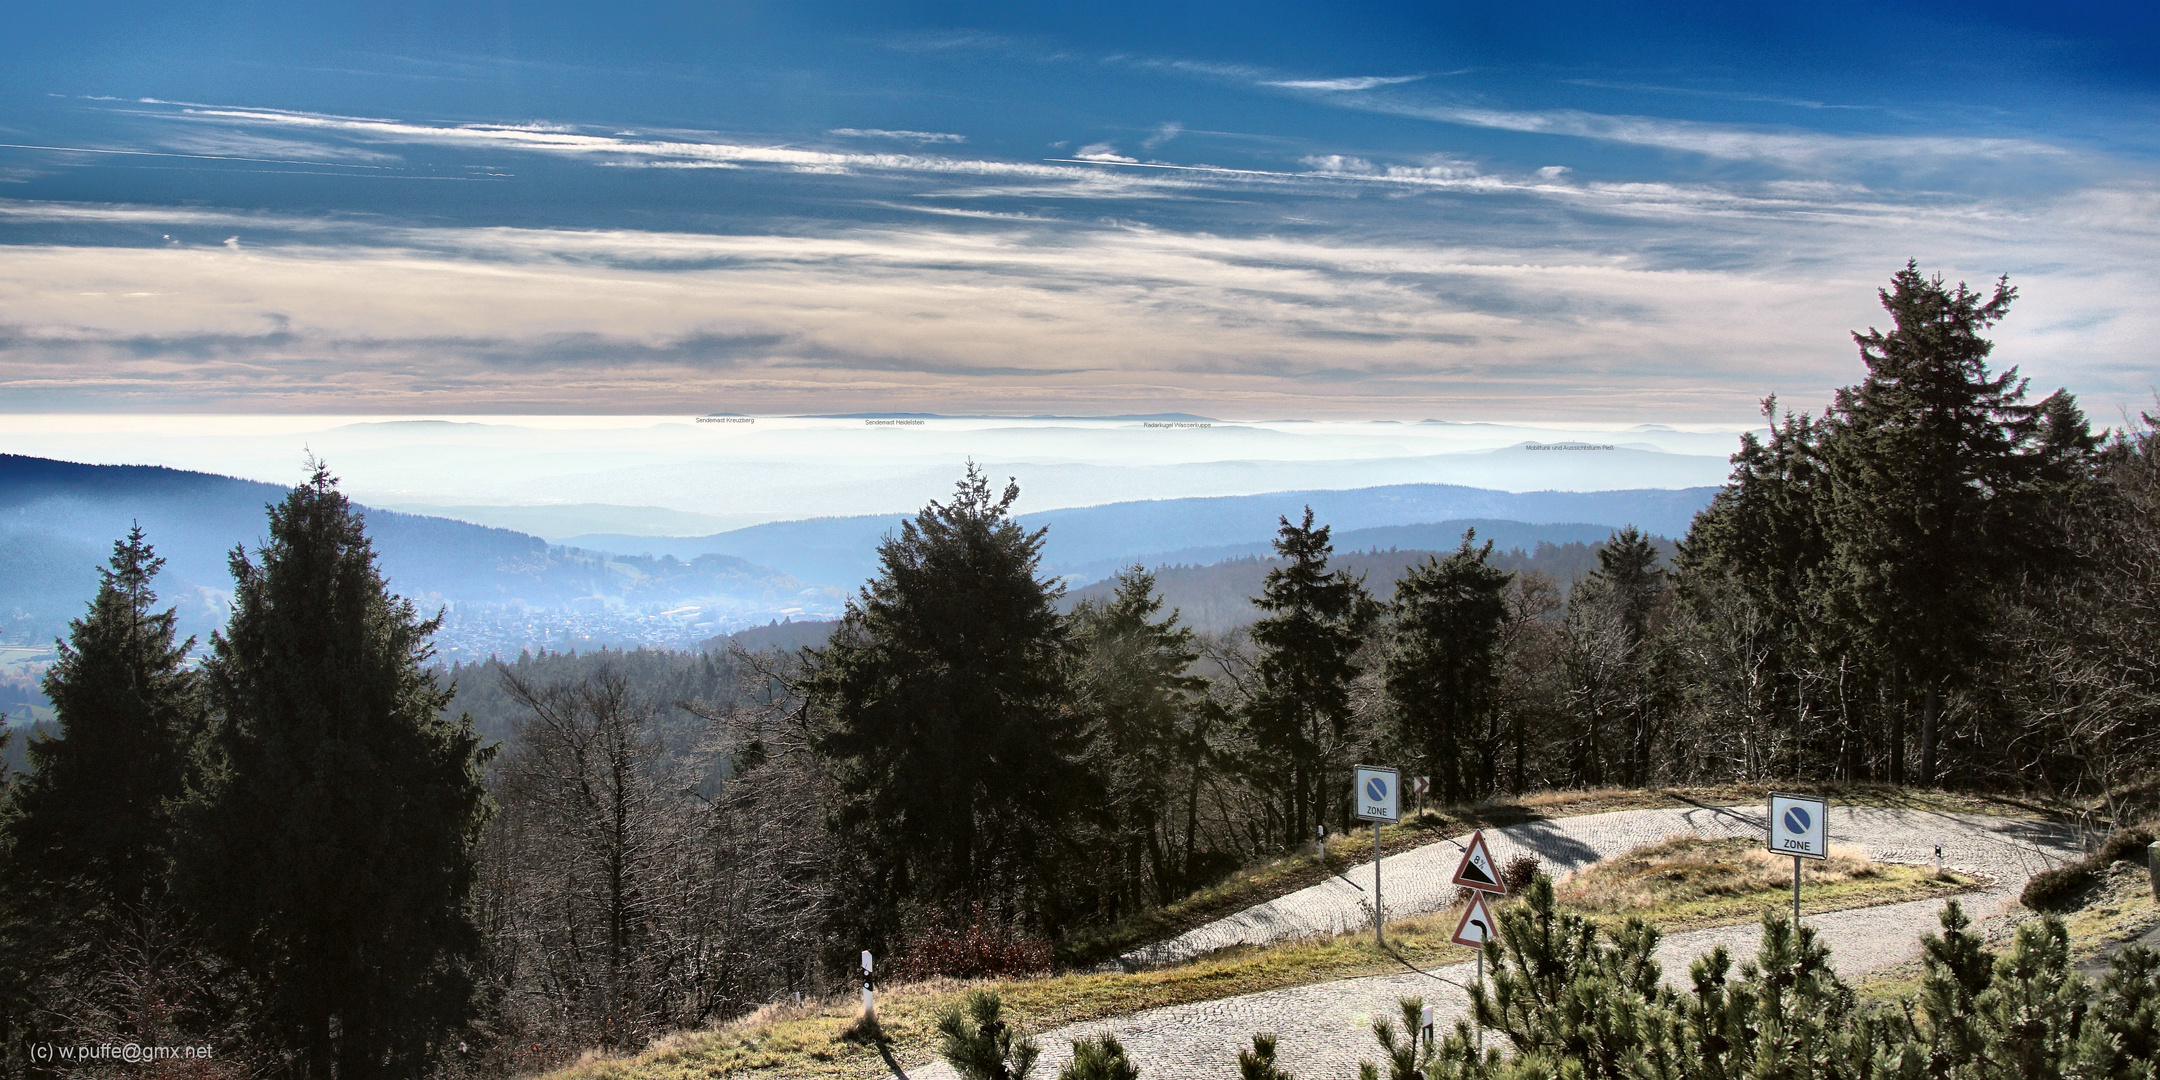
[861,950,874,1024]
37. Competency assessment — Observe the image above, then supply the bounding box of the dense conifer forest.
[1,265,2155,1076]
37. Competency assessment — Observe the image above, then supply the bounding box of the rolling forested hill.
[1066,530,1672,633]
[0,455,819,647]
[568,483,1716,589]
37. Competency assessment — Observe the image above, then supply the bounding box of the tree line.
[0,466,489,1078]
[1,263,2155,1074]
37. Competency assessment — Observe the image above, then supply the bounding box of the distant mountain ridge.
[567,482,1718,588]
[0,455,822,649]
[3,455,1719,658]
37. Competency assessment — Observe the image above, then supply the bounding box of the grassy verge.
[1062,783,2064,967]
[541,925,1469,1080]
[544,835,1980,1080]
[1555,836,1972,932]
[1857,857,2160,1004]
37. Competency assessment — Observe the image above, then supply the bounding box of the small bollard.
[2148,842,2159,902]
[861,950,875,1024]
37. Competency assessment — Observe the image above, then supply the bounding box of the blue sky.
[2,2,2156,422]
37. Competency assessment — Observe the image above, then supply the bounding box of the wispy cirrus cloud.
[1280,93,2071,176]
[8,71,2156,423]
[828,128,968,143]
[1263,74,1424,91]
[3,169,2155,419]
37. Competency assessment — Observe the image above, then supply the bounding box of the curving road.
[911,804,2080,1080]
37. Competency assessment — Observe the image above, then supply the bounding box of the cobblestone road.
[909,805,2080,1080]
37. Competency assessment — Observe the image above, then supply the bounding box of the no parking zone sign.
[1768,792,1828,860]
[1355,765,1400,823]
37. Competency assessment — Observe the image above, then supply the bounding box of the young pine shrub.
[1359,998,1432,1080]
[1236,1034,1294,1080]
[1058,1033,1139,1080]
[936,989,1040,1080]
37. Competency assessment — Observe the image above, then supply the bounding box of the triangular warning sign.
[1451,830,1506,894]
[1452,891,1497,948]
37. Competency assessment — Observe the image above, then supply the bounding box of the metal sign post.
[1450,830,1510,1050]
[1355,765,1401,947]
[1767,793,1828,927]
[1451,891,1497,1051]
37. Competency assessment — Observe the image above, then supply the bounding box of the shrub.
[1452,853,1542,907]
[1236,1034,1293,1080]
[2020,824,2154,910]
[1059,1034,1140,1080]
[936,990,1039,1080]
[892,904,1055,980]
[1498,854,1541,894]
[1274,876,2160,1080]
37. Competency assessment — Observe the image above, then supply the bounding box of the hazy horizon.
[0,412,1750,538]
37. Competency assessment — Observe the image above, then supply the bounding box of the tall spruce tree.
[1818,263,2094,783]
[1589,528,1664,644]
[1686,264,2098,785]
[1384,530,1512,805]
[1246,508,1379,844]
[7,526,201,911]
[810,465,1083,943]
[0,528,204,1064]
[1069,567,1210,906]
[179,463,489,1079]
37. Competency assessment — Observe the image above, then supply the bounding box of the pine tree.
[1589,528,1664,645]
[7,526,201,911]
[178,462,489,1079]
[935,988,1040,1080]
[1246,508,1379,845]
[1819,263,2095,783]
[1069,567,1211,906]
[1678,398,1845,779]
[811,465,1082,942]
[0,528,205,1065]
[1060,1034,1140,1080]
[1384,530,1512,805]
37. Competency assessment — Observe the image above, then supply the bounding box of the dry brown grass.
[1857,858,2160,1004]
[532,923,1481,1080]
[1555,836,1972,930]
